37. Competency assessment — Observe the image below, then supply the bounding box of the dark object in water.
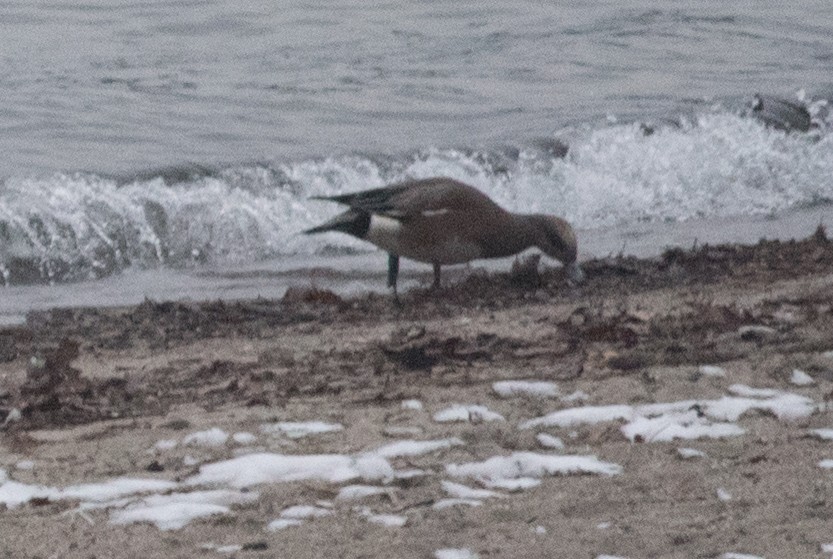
[749,94,812,132]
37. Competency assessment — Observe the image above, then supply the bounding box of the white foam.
[435,549,479,559]
[790,369,815,386]
[260,421,344,439]
[368,438,464,459]
[433,405,505,423]
[187,452,393,488]
[536,433,565,449]
[183,428,229,447]
[492,380,559,399]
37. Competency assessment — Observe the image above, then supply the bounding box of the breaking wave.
[1,101,832,285]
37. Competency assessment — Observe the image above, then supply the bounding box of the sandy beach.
[2,230,833,558]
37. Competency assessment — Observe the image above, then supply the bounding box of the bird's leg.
[387,253,400,296]
[432,263,442,290]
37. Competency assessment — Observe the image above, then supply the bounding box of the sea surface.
[2,0,833,323]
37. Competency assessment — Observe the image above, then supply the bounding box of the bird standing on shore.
[303,177,583,294]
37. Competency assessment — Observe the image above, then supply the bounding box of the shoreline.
[2,201,832,327]
[1,230,833,557]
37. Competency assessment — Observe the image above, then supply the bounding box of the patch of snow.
[433,405,505,423]
[432,498,483,510]
[721,554,764,559]
[717,488,732,501]
[58,478,179,503]
[621,411,745,443]
[536,433,565,449]
[534,525,547,534]
[706,393,816,421]
[481,477,541,491]
[446,453,622,484]
[597,522,612,529]
[369,438,464,459]
[811,429,833,440]
[153,439,178,452]
[110,502,228,530]
[108,489,257,530]
[187,452,393,488]
[790,369,815,386]
[260,421,344,439]
[183,455,200,467]
[394,469,426,480]
[520,405,632,430]
[336,485,387,500]
[435,549,479,559]
[727,384,779,398]
[232,432,257,445]
[266,518,303,531]
[521,389,816,441]
[0,480,54,508]
[492,380,559,399]
[0,469,6,483]
[360,509,407,527]
[596,556,628,559]
[818,459,833,469]
[15,460,34,471]
[183,428,229,447]
[401,399,423,410]
[822,542,833,552]
[441,481,502,500]
[698,365,726,377]
[677,448,707,459]
[561,390,589,403]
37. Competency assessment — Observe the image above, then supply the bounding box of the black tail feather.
[302,209,371,239]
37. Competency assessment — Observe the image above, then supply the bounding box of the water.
[2,0,833,320]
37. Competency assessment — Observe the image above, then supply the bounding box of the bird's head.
[530,215,584,284]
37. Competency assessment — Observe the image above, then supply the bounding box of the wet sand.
[2,230,833,558]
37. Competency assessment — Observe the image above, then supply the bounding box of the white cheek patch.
[366,215,403,253]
